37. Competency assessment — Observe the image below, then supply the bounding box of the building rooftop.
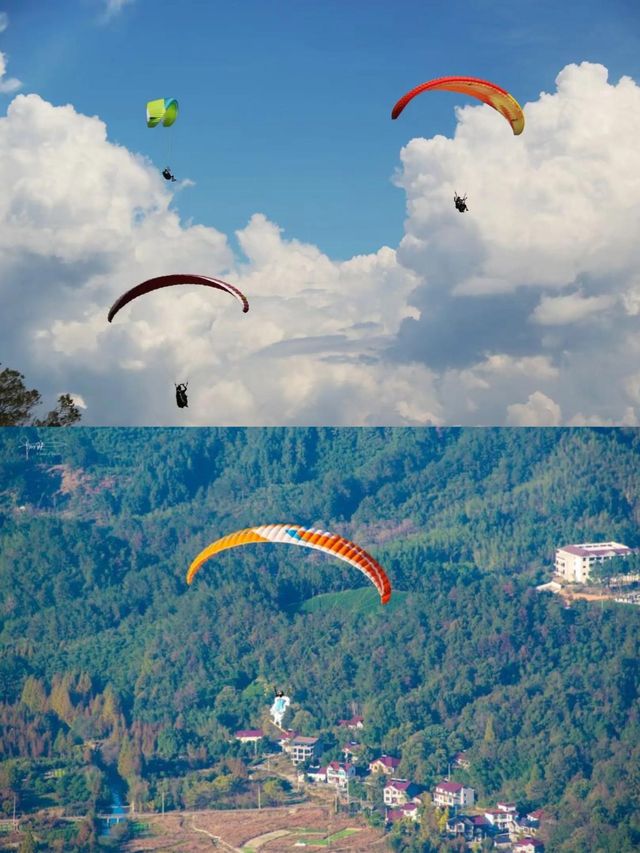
[386,779,411,792]
[372,754,401,768]
[436,781,464,794]
[235,729,264,739]
[558,542,630,558]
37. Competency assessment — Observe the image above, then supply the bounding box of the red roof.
[386,779,411,792]
[327,761,353,772]
[235,729,264,739]
[372,754,401,769]
[338,715,364,727]
[387,805,416,822]
[435,781,464,794]
[291,736,318,745]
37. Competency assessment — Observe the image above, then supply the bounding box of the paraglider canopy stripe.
[391,75,525,135]
[147,98,179,128]
[186,524,392,605]
[107,274,250,323]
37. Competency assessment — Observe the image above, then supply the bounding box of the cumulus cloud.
[532,291,616,325]
[0,51,21,94]
[1,61,639,425]
[506,392,562,426]
[390,62,640,425]
[0,94,426,425]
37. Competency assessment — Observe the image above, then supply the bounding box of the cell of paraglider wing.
[107,274,250,323]
[186,524,392,605]
[146,97,179,128]
[391,75,525,135]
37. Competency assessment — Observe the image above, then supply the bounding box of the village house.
[386,802,419,824]
[433,780,475,809]
[446,814,491,843]
[452,750,471,769]
[277,730,296,748]
[369,754,401,774]
[554,541,633,583]
[338,714,364,730]
[383,779,419,806]
[513,838,545,853]
[326,761,356,789]
[286,735,320,765]
[306,766,327,784]
[484,808,515,832]
[234,729,264,744]
[513,813,541,837]
[342,741,362,763]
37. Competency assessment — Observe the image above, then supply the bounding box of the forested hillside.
[1,428,639,851]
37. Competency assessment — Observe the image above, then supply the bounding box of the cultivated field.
[122,803,388,852]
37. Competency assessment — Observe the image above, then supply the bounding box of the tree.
[0,364,81,426]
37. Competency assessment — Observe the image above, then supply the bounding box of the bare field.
[123,804,388,852]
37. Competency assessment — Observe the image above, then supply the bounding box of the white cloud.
[1,61,640,425]
[0,12,8,33]
[0,51,21,94]
[532,291,616,325]
[506,392,562,426]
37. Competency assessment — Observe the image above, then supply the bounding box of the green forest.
[0,427,639,851]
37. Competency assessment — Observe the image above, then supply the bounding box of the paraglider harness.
[162,167,177,182]
[175,382,188,408]
[454,192,468,213]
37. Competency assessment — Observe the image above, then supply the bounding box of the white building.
[285,735,320,765]
[554,542,632,583]
[433,781,475,809]
[326,761,356,789]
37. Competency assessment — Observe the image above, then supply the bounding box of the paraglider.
[454,192,468,213]
[186,524,392,605]
[391,75,525,135]
[175,382,188,408]
[107,274,250,323]
[147,98,179,179]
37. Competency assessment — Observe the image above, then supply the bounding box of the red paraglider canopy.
[107,274,249,323]
[391,75,525,135]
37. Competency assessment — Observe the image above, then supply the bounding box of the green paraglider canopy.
[146,98,179,128]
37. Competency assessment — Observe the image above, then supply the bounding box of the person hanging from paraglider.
[147,98,179,182]
[175,382,188,408]
[454,192,469,213]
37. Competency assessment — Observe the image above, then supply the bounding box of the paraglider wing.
[147,98,179,128]
[186,524,392,605]
[391,75,524,135]
[107,274,250,323]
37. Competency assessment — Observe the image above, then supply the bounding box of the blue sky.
[3,0,639,259]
